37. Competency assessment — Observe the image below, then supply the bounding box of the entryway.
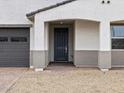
[54,27,69,61]
[48,20,74,64]
[47,62,75,71]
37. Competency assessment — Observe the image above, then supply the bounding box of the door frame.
[54,27,69,62]
[49,24,74,62]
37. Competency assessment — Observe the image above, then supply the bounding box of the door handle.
[65,47,67,53]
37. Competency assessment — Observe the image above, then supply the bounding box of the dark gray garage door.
[0,28,30,67]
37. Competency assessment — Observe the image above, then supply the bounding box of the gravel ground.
[0,68,27,93]
[6,67,124,93]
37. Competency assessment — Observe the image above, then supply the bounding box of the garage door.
[0,28,30,67]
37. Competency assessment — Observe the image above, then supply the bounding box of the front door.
[54,28,68,62]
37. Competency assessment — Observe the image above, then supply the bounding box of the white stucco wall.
[35,0,124,23]
[0,0,65,51]
[1,0,124,52]
[0,0,65,24]
[30,27,34,50]
[35,0,119,51]
[1,0,124,24]
[75,20,99,50]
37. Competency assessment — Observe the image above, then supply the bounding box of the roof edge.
[26,0,77,17]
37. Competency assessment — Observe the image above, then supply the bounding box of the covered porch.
[30,19,111,71]
[47,20,99,68]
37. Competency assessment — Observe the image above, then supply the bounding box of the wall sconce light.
[60,22,64,24]
[107,0,110,4]
[101,0,105,4]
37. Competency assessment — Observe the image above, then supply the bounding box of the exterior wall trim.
[74,50,98,67]
[0,24,32,28]
[112,65,124,67]
[49,23,74,62]
[35,68,44,72]
[32,50,48,69]
[75,65,98,68]
[98,51,111,69]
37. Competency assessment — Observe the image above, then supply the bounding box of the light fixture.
[60,22,63,24]
[107,0,110,4]
[101,0,105,4]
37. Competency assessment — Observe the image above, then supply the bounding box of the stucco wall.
[36,0,124,23]
[1,0,124,24]
[1,0,124,51]
[112,50,124,67]
[75,20,99,50]
[1,0,124,68]
[0,0,65,24]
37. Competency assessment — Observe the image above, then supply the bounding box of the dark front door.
[54,28,68,61]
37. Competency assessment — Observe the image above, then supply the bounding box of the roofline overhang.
[26,0,77,18]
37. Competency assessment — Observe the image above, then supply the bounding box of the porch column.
[98,21,111,70]
[33,15,48,71]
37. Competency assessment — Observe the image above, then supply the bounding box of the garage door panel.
[0,28,30,67]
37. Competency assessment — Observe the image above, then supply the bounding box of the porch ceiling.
[111,20,124,25]
[49,20,74,25]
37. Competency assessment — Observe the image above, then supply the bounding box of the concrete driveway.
[0,68,28,93]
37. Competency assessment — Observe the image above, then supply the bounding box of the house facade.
[1,0,124,71]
